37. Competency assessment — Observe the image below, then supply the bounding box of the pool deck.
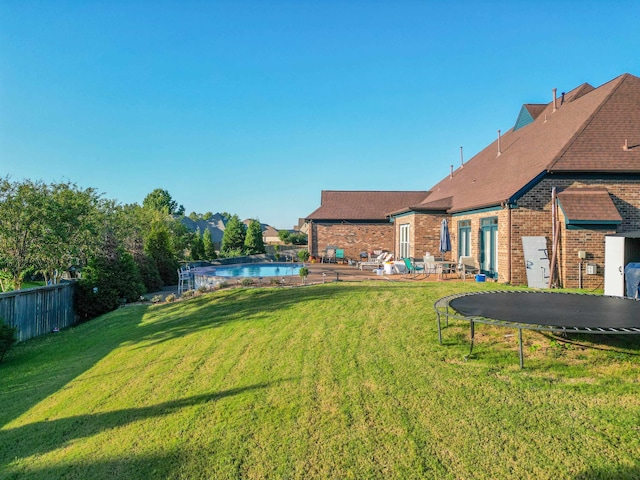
[145,262,474,301]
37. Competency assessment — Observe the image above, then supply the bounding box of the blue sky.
[1,1,639,229]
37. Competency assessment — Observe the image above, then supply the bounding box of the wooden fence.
[0,282,76,342]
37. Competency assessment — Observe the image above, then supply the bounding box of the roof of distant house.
[306,191,430,221]
[398,73,640,215]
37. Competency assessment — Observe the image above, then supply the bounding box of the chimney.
[460,146,464,167]
[552,88,557,112]
[497,130,502,156]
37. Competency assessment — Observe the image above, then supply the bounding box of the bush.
[182,289,195,298]
[151,294,163,303]
[297,250,310,262]
[165,293,176,302]
[241,278,254,286]
[0,320,17,363]
[75,249,146,321]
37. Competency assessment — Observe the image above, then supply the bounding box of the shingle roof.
[306,191,430,221]
[411,73,640,214]
[557,188,622,223]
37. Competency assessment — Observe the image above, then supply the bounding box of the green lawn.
[1,281,639,479]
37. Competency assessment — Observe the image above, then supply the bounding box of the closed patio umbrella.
[440,219,451,254]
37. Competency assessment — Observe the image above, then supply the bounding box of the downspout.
[502,201,512,284]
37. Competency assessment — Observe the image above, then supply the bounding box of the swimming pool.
[216,263,303,277]
[194,263,303,278]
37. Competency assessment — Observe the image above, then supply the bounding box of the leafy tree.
[36,182,103,285]
[203,211,214,220]
[203,227,217,260]
[244,220,265,255]
[278,230,291,243]
[289,232,308,245]
[220,215,246,255]
[0,178,48,289]
[188,211,199,221]
[142,188,182,215]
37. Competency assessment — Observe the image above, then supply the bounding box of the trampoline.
[434,291,640,367]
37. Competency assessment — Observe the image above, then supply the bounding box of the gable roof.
[411,73,640,214]
[306,190,430,221]
[557,187,622,224]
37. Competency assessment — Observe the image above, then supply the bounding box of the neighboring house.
[305,191,430,260]
[306,73,640,288]
[181,213,227,249]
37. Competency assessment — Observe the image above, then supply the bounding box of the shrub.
[0,320,17,363]
[297,250,310,262]
[299,267,309,284]
[182,289,195,298]
[197,286,209,294]
[151,294,163,303]
[241,278,254,286]
[165,293,176,303]
[75,248,146,321]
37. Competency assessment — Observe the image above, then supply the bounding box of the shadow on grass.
[0,283,436,431]
[0,380,289,469]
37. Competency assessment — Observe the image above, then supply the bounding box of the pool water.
[207,263,303,278]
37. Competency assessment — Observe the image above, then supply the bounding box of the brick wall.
[513,176,640,288]
[309,221,395,260]
[393,213,450,260]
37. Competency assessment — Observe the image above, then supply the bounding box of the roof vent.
[552,88,557,112]
[497,130,502,156]
[623,139,629,151]
[450,165,454,178]
[561,92,565,105]
[460,146,464,167]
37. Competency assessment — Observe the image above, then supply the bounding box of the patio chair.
[457,256,479,280]
[322,247,336,263]
[402,258,426,278]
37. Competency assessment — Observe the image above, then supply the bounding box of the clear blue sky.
[1,1,638,229]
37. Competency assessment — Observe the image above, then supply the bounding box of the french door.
[480,217,498,278]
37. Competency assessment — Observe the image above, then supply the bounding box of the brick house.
[306,73,640,288]
[305,191,429,261]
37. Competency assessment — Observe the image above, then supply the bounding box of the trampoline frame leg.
[467,320,475,358]
[437,312,442,345]
[518,328,524,369]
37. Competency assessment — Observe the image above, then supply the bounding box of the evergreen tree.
[203,227,217,259]
[244,220,265,254]
[191,227,205,260]
[220,214,246,255]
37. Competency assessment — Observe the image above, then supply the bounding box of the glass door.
[399,224,410,259]
[480,217,498,278]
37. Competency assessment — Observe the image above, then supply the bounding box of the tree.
[278,230,291,243]
[220,215,246,255]
[144,220,178,285]
[203,227,217,260]
[244,220,265,255]
[36,182,103,285]
[0,178,48,289]
[190,227,205,260]
[142,188,181,215]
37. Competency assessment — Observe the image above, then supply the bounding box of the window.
[458,220,471,257]
[399,224,410,259]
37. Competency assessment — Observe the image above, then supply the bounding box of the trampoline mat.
[449,292,640,329]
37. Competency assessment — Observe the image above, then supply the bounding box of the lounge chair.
[358,252,391,270]
[457,256,479,280]
[402,257,426,278]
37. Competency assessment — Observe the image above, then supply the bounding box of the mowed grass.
[1,281,639,479]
